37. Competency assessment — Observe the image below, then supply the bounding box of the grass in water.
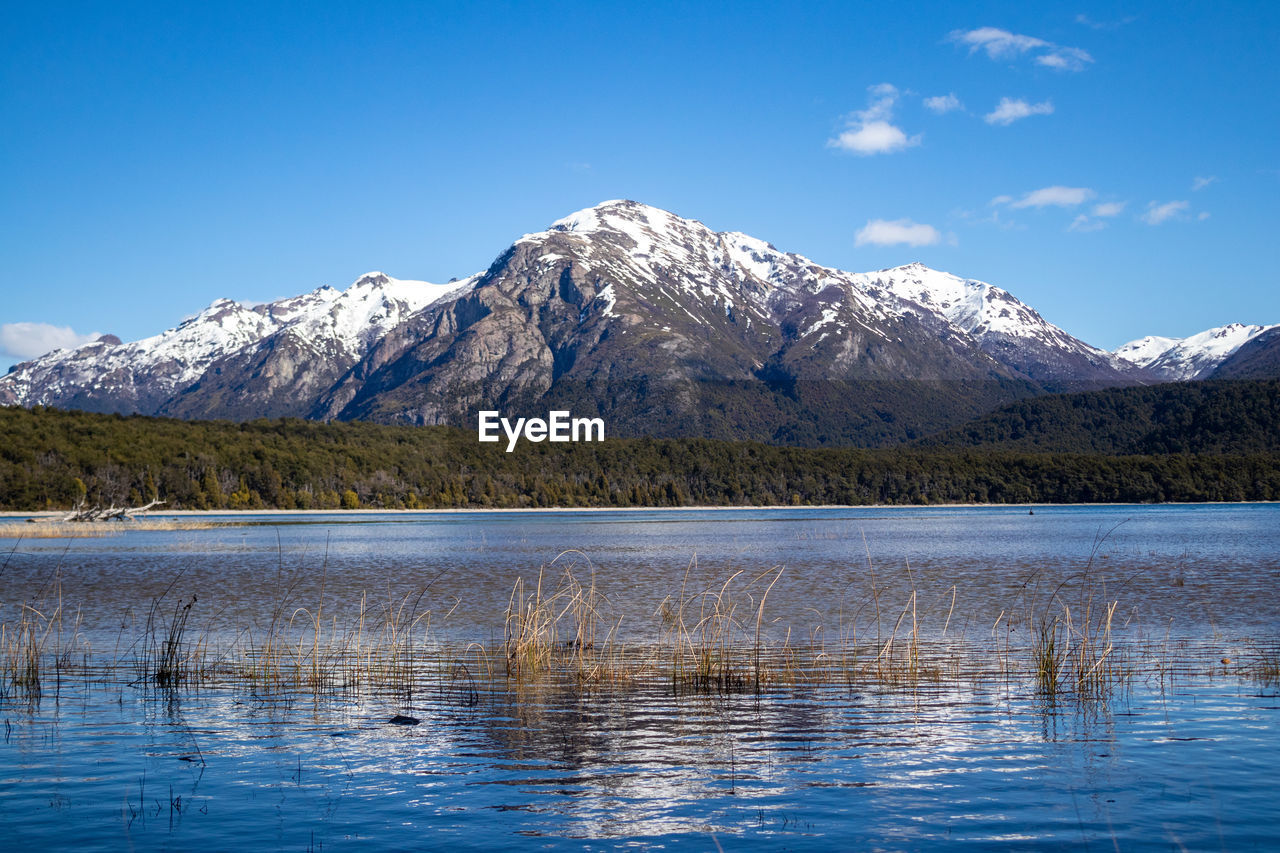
[2,551,1263,712]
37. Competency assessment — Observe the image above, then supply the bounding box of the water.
[2,673,1278,850]
[3,504,1279,643]
[2,505,1279,849]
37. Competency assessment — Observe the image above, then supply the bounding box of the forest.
[923,379,1280,454]
[2,403,1278,510]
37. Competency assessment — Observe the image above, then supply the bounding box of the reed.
[503,553,629,685]
[0,557,1232,711]
[1248,645,1280,686]
[655,563,794,692]
[0,576,89,700]
[1023,563,1125,700]
[1,604,54,697]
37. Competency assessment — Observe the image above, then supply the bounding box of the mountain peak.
[546,199,692,235]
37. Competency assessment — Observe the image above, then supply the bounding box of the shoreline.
[3,500,1276,520]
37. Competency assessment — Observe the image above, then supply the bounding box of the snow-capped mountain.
[0,199,1207,444]
[1114,323,1279,380]
[0,272,476,416]
[303,200,1142,439]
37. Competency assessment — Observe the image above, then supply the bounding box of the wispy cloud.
[1001,186,1095,209]
[1075,14,1136,30]
[1068,214,1106,233]
[923,93,963,114]
[950,27,1048,59]
[1141,200,1190,225]
[1192,175,1217,191]
[1067,202,1126,232]
[0,322,99,361]
[855,218,944,247]
[949,27,1094,71]
[984,97,1054,125]
[828,84,922,155]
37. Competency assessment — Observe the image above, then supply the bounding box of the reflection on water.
[2,672,1278,850]
[1,505,1279,849]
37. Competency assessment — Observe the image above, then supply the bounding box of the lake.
[1,505,1278,849]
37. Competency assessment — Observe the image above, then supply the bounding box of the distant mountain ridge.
[2,200,1273,445]
[1113,323,1280,380]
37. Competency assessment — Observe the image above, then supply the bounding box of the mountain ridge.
[3,200,1272,444]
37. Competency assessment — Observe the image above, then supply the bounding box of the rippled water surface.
[2,504,1279,642]
[1,505,1278,849]
[3,673,1279,850]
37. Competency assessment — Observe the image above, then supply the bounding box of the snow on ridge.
[1114,322,1278,379]
[310,272,480,354]
[0,271,480,406]
[859,262,1106,355]
[1113,335,1180,366]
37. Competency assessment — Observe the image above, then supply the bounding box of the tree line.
[3,406,1278,510]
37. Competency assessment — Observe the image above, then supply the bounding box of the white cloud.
[1092,201,1127,217]
[1192,175,1217,191]
[950,27,1047,59]
[1035,46,1093,71]
[949,27,1093,71]
[1075,14,1136,30]
[830,121,920,155]
[855,218,943,247]
[1004,186,1095,209]
[828,84,922,155]
[1067,201,1124,232]
[0,322,99,361]
[1198,211,1211,221]
[1068,214,1106,232]
[924,93,963,114]
[985,97,1054,125]
[1141,200,1190,225]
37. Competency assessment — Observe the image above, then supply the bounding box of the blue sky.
[2,1,1277,372]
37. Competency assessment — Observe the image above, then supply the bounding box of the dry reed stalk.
[0,552,1173,708]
